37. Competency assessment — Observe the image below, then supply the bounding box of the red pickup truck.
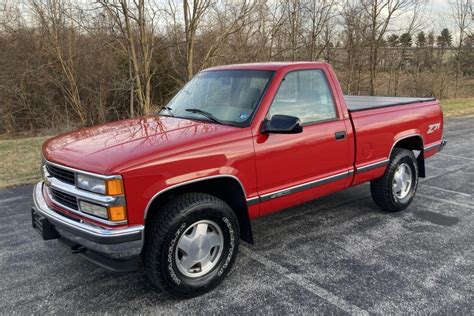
[32,62,446,297]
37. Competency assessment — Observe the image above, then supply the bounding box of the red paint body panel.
[254,120,351,216]
[42,62,444,229]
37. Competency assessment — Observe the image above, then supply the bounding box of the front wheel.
[370,148,419,212]
[143,193,240,298]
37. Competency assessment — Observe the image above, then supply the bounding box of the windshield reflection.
[161,70,274,127]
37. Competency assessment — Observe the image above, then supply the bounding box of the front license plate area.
[31,208,60,240]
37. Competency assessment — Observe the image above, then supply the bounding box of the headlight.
[76,174,106,194]
[76,174,124,196]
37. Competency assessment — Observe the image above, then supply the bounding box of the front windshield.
[161,70,274,126]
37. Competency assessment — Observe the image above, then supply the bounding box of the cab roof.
[203,61,328,72]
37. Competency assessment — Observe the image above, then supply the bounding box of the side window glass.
[268,69,337,124]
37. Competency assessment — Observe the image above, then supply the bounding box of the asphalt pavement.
[1,117,473,314]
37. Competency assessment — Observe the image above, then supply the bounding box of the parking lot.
[0,117,473,314]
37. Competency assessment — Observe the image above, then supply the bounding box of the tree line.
[0,0,472,134]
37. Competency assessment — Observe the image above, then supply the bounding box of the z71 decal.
[427,123,441,134]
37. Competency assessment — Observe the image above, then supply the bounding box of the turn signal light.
[106,179,124,196]
[108,205,127,221]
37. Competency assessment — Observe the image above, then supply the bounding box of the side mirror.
[261,115,303,134]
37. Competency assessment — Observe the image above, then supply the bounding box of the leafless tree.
[450,0,472,97]
[99,0,156,115]
[392,0,428,95]
[361,0,415,95]
[31,0,87,125]
[303,0,336,61]
[1,0,474,135]
[340,0,369,94]
[182,0,213,79]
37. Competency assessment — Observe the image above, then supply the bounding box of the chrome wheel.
[392,163,412,200]
[175,220,224,278]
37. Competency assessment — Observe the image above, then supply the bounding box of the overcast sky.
[430,0,453,22]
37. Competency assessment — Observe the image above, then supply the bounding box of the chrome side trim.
[45,158,121,180]
[439,139,447,152]
[424,140,443,152]
[143,174,249,219]
[356,159,390,173]
[33,182,144,244]
[246,196,260,206]
[254,170,352,204]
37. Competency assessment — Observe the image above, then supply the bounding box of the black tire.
[370,148,419,212]
[143,193,240,298]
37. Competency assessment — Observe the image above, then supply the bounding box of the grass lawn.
[0,97,473,189]
[0,136,48,189]
[441,98,474,117]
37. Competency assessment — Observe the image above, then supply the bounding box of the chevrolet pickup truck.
[32,62,446,297]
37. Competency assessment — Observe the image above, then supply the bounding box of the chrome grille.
[49,188,78,211]
[46,163,75,185]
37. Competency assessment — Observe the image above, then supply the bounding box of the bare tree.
[303,0,336,61]
[2,0,474,136]
[32,0,87,125]
[450,0,472,97]
[99,0,156,115]
[341,0,369,94]
[199,0,256,69]
[361,0,414,95]
[183,0,213,79]
[392,0,428,95]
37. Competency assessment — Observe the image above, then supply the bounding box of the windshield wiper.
[160,106,175,117]
[185,108,226,125]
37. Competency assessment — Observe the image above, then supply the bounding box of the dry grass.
[0,136,48,189]
[0,98,473,189]
[441,98,474,118]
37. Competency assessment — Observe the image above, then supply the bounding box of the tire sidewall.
[389,154,418,208]
[160,203,239,297]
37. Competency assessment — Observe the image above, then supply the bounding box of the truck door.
[253,69,351,216]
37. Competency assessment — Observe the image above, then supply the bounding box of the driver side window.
[268,69,337,124]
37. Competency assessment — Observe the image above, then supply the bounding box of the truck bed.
[345,96,436,112]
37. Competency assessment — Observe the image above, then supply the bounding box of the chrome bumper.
[424,139,447,153]
[33,182,144,262]
[439,139,447,152]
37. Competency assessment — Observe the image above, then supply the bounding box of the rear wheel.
[370,148,418,212]
[143,193,239,298]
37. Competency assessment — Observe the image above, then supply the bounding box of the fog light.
[108,205,127,221]
[79,200,108,219]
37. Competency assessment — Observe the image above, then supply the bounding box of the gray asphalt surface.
[1,117,473,314]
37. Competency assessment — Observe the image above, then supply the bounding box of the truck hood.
[43,116,237,174]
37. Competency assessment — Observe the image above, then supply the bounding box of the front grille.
[50,188,78,211]
[46,163,75,185]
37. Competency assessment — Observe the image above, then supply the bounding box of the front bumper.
[32,182,144,271]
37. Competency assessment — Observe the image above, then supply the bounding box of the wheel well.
[145,177,254,244]
[392,135,425,177]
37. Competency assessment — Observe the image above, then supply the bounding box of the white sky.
[430,0,455,27]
